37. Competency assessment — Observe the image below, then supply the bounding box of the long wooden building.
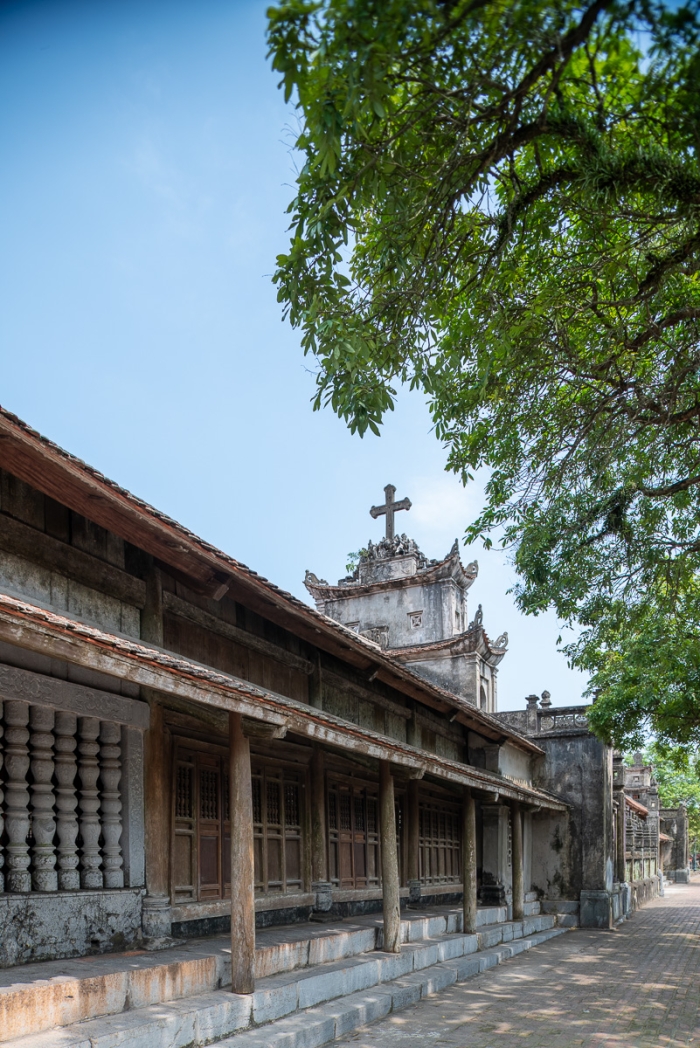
[0,408,571,977]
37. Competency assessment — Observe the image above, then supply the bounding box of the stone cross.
[370,484,411,540]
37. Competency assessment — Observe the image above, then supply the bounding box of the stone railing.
[0,662,149,895]
[537,709,589,734]
[1,699,127,893]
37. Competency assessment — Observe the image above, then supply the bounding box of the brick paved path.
[334,880,700,1048]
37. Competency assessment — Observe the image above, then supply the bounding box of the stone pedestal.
[580,889,614,928]
[311,880,335,921]
[142,894,173,939]
[408,879,421,905]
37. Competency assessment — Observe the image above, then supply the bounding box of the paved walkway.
[334,880,700,1048]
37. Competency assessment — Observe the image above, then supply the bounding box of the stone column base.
[479,882,506,906]
[142,893,173,940]
[310,881,335,922]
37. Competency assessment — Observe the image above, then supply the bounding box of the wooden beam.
[242,718,288,740]
[0,416,225,592]
[0,594,565,811]
[0,512,146,608]
[163,591,314,676]
[0,662,149,728]
[322,669,412,719]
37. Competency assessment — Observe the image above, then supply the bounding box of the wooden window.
[173,756,196,901]
[327,781,380,890]
[252,766,303,895]
[418,801,461,885]
[172,746,304,903]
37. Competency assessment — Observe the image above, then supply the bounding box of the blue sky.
[0,0,587,710]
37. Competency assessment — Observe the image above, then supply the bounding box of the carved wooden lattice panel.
[418,800,461,885]
[172,748,230,903]
[327,781,380,890]
[172,747,304,902]
[252,766,303,895]
[173,757,196,901]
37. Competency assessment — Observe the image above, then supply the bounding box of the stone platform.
[2,897,567,1048]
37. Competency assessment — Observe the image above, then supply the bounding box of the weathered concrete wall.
[399,651,487,710]
[530,809,574,901]
[323,576,463,651]
[0,472,142,638]
[498,741,531,783]
[0,890,143,967]
[660,807,690,881]
[535,733,613,893]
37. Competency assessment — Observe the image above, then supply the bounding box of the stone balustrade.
[0,698,124,894]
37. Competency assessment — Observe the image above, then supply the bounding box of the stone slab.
[0,890,143,970]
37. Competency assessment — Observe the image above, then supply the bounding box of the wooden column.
[462,787,477,934]
[407,778,420,884]
[511,800,524,921]
[310,745,327,883]
[141,564,172,938]
[142,700,171,935]
[379,760,401,953]
[229,712,255,994]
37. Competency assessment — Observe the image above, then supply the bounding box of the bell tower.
[304,485,508,711]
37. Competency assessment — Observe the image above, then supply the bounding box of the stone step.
[221,929,566,1048]
[523,900,541,916]
[0,904,511,1042]
[5,917,561,1048]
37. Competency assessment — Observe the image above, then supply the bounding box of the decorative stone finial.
[526,694,539,710]
[540,690,552,709]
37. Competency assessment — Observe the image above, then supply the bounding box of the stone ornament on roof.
[366,534,430,564]
[369,484,411,540]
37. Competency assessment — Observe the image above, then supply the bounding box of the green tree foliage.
[268,0,700,747]
[640,742,700,842]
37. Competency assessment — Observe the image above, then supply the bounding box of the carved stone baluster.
[55,712,80,890]
[78,717,103,888]
[30,705,58,891]
[4,701,31,892]
[0,700,4,893]
[99,721,124,888]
